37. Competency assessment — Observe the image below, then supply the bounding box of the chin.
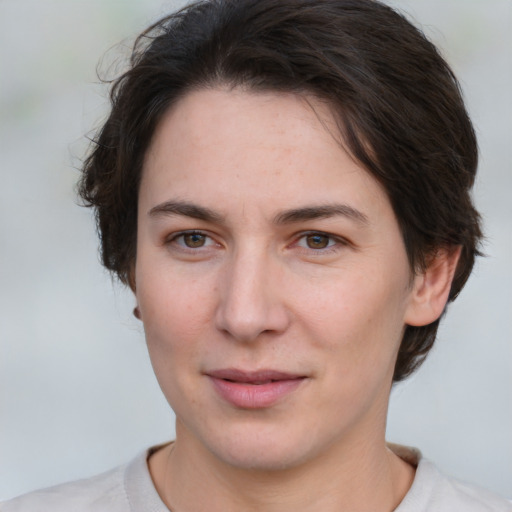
[216,444,304,472]
[202,424,321,472]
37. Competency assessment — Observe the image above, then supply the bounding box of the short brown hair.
[79,0,482,381]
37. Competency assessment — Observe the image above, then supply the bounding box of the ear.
[404,246,462,327]
[127,265,142,321]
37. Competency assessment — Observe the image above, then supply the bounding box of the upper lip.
[206,368,306,383]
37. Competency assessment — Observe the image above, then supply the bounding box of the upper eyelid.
[170,229,207,236]
[288,232,350,255]
[167,229,211,238]
[166,230,216,246]
[295,230,348,244]
[164,229,349,248]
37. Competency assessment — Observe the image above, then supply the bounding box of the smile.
[206,369,307,409]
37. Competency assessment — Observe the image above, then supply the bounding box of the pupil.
[185,233,205,247]
[307,234,328,249]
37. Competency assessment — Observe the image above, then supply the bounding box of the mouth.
[206,368,307,409]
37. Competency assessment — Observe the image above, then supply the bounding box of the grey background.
[1,0,511,501]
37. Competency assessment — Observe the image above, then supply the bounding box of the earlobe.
[129,265,142,321]
[404,246,462,327]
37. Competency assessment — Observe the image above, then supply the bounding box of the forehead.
[146,87,342,167]
[140,87,392,227]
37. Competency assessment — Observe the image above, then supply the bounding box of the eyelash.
[167,230,218,251]
[165,230,348,255]
[293,231,347,254]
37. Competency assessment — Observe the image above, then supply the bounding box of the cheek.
[299,270,408,370]
[299,278,407,422]
[136,269,215,363]
[137,278,213,411]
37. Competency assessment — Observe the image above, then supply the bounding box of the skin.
[135,88,459,511]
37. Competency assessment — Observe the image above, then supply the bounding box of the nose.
[214,247,290,342]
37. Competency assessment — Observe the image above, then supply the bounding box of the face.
[135,88,421,470]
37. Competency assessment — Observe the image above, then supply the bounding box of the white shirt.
[2,445,510,511]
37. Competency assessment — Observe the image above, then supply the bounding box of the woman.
[3,0,510,510]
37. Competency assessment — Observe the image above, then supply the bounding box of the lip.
[206,368,306,409]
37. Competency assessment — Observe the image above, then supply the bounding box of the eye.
[296,232,338,250]
[168,231,216,249]
[181,232,207,248]
[303,233,333,249]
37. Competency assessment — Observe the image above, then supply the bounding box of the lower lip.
[209,377,305,409]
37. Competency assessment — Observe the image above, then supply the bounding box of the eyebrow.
[148,200,368,226]
[148,200,224,223]
[273,204,369,225]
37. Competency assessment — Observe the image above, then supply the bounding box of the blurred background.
[1,0,511,501]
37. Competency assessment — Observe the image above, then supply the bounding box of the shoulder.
[397,451,512,512]
[1,446,168,512]
[0,445,168,512]
[0,464,128,512]
[444,477,512,512]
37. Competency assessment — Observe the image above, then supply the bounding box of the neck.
[150,424,415,512]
